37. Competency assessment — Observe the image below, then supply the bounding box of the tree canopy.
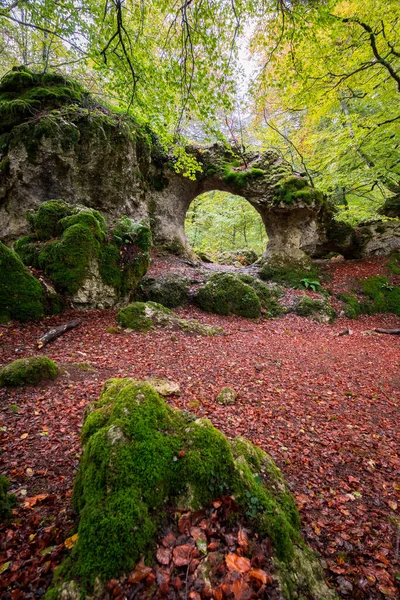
[0,0,399,212]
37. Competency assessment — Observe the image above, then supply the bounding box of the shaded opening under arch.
[184,191,268,259]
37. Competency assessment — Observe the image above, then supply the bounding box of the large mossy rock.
[0,241,45,322]
[51,378,336,599]
[137,274,190,308]
[14,201,152,308]
[194,273,283,319]
[117,301,224,336]
[0,356,59,386]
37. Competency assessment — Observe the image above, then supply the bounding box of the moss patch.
[15,202,151,299]
[260,263,320,289]
[0,356,59,387]
[52,378,303,591]
[222,165,265,189]
[272,176,324,206]
[195,273,262,318]
[237,274,283,317]
[0,242,44,322]
[117,302,224,336]
[340,276,400,318]
[295,295,335,322]
[0,475,17,523]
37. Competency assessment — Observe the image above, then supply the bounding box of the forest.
[0,1,399,600]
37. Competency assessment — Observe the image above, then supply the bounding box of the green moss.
[55,378,302,591]
[339,277,400,317]
[237,274,283,317]
[222,165,265,189]
[13,235,42,268]
[39,223,100,295]
[0,242,44,322]
[0,66,86,136]
[195,273,262,318]
[295,295,335,322]
[338,292,362,319]
[0,476,17,523]
[17,202,152,299]
[273,176,324,206]
[387,252,400,275]
[138,274,189,308]
[0,356,59,387]
[260,263,320,288]
[116,302,154,331]
[28,200,72,241]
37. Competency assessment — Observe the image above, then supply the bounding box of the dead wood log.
[374,328,400,335]
[37,320,80,348]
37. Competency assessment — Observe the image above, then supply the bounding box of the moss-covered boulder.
[195,273,262,318]
[0,241,45,322]
[49,378,336,599]
[0,356,59,387]
[339,276,400,318]
[14,202,152,308]
[216,386,237,405]
[138,274,190,308]
[295,295,335,323]
[237,274,283,317]
[0,475,16,523]
[117,301,224,336]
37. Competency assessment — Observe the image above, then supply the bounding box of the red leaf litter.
[0,257,399,599]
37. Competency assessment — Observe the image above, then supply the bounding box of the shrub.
[195,273,261,318]
[0,356,59,386]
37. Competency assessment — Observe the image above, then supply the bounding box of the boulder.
[48,378,336,599]
[194,273,262,318]
[117,301,224,336]
[295,295,335,323]
[0,356,59,386]
[138,274,190,308]
[13,201,152,308]
[216,387,237,405]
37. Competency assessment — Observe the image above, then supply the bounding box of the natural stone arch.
[0,99,333,267]
[147,144,333,267]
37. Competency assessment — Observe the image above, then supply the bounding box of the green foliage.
[195,273,262,318]
[387,252,400,275]
[0,66,86,136]
[185,191,267,256]
[16,202,151,298]
[0,356,59,387]
[260,263,320,289]
[51,378,301,590]
[301,278,322,292]
[0,476,16,523]
[138,275,189,308]
[0,242,44,322]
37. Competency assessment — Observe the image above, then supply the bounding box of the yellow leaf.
[20,433,28,439]
[64,533,78,549]
[388,501,398,511]
[0,561,10,575]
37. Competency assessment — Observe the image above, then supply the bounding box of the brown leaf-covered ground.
[0,257,399,599]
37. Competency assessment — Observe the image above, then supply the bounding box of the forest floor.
[0,256,399,600]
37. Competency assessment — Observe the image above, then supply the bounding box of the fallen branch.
[37,320,80,348]
[374,328,400,335]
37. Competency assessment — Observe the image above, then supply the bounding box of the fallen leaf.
[156,546,172,565]
[129,557,152,583]
[64,533,78,549]
[225,554,251,573]
[238,528,249,552]
[248,568,271,585]
[173,544,193,567]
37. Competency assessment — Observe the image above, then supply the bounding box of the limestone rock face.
[356,220,400,256]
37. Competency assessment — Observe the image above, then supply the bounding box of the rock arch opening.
[184,191,267,262]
